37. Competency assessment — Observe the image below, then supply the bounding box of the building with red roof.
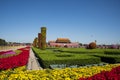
[48,38,79,48]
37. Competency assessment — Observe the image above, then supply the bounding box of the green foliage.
[33,37,38,47]
[94,54,120,63]
[43,58,101,68]
[58,48,104,53]
[41,27,47,50]
[32,47,101,68]
[55,54,73,57]
[32,47,120,68]
[93,49,120,63]
[0,38,7,46]
[104,50,120,55]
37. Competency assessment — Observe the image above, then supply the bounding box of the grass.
[58,48,104,53]
[33,47,102,68]
[32,47,120,68]
[33,47,102,60]
[56,48,120,54]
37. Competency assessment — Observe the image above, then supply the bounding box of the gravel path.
[27,48,43,70]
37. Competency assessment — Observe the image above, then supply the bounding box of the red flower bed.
[0,47,30,70]
[79,66,120,80]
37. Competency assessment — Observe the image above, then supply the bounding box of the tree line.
[0,38,7,46]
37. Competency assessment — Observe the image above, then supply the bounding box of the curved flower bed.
[0,47,30,70]
[79,65,120,80]
[0,50,14,55]
[0,64,120,80]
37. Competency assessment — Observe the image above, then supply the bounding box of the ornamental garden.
[0,27,120,80]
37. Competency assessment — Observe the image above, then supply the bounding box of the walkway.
[27,48,43,70]
[0,46,25,51]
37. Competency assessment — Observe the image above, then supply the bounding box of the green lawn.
[32,47,120,68]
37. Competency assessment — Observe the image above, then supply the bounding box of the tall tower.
[33,37,38,47]
[41,27,47,50]
[38,33,42,48]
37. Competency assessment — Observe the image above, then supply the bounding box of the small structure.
[48,38,79,48]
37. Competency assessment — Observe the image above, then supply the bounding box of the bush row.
[104,50,120,55]
[75,49,120,64]
[94,54,120,64]
[101,56,120,63]
[33,47,120,68]
[32,47,101,68]
[44,58,101,68]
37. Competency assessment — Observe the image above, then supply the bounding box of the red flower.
[78,66,120,80]
[0,47,30,70]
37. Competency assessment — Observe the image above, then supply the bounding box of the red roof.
[56,38,71,43]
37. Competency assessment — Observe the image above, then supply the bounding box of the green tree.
[0,38,7,46]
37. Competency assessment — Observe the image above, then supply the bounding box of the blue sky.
[0,0,120,44]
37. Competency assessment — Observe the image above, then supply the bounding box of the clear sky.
[0,0,120,44]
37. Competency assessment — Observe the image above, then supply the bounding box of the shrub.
[43,58,101,68]
[94,54,120,63]
[55,45,61,48]
[101,56,120,63]
[88,42,96,49]
[32,47,101,68]
[104,51,120,55]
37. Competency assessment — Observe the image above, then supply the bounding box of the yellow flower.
[0,63,120,80]
[65,77,71,80]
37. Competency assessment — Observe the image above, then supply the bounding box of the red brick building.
[48,38,79,48]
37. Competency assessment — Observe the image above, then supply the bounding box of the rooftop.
[56,38,71,43]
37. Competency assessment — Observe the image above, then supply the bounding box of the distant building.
[48,38,79,48]
[56,38,71,43]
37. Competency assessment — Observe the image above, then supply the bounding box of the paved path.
[0,46,26,51]
[27,48,43,70]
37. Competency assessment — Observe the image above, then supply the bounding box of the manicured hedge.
[32,47,101,68]
[94,54,120,63]
[101,56,120,63]
[57,48,103,54]
[43,58,101,68]
[104,50,120,55]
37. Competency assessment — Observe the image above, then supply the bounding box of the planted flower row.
[0,47,30,70]
[0,64,120,80]
[79,65,120,80]
[0,50,15,55]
